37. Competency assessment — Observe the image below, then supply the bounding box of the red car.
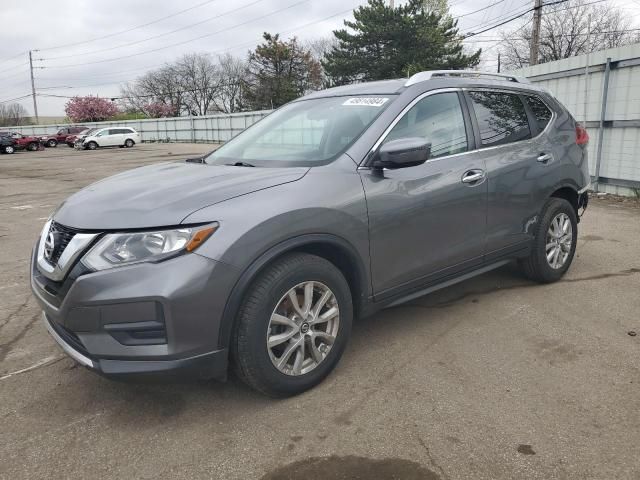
[0,131,42,151]
[39,126,87,147]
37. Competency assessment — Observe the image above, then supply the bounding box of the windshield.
[205,95,395,167]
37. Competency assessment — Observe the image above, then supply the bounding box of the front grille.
[48,222,78,265]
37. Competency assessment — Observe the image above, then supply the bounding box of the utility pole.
[28,50,39,125]
[530,0,543,66]
[497,52,501,73]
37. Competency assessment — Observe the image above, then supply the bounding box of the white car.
[82,127,140,150]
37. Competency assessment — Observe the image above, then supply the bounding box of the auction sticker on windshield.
[343,97,389,107]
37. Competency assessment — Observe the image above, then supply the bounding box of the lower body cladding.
[30,246,239,380]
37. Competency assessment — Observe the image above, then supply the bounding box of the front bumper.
[31,240,239,381]
[43,312,228,379]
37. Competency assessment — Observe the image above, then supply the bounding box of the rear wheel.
[232,253,352,397]
[519,198,577,283]
[3,145,15,154]
[27,142,38,151]
[86,141,98,150]
[124,139,134,148]
[46,139,57,147]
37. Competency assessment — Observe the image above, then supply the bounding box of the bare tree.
[499,0,638,69]
[120,64,182,116]
[175,53,221,116]
[0,103,30,127]
[214,53,247,113]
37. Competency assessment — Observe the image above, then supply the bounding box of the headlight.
[81,224,218,271]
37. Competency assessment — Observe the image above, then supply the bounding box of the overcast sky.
[0,0,637,117]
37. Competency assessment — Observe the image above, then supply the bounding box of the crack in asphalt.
[0,313,40,363]
[0,295,31,331]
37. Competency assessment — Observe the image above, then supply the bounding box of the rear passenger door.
[107,129,124,146]
[464,90,552,259]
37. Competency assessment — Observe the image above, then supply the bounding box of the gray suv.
[31,71,590,397]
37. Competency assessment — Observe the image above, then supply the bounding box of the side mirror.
[372,137,431,169]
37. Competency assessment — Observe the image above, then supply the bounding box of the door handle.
[537,153,553,163]
[461,170,485,184]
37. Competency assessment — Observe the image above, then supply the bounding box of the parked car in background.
[32,71,590,397]
[80,127,140,150]
[0,134,17,154]
[40,126,87,147]
[0,131,42,151]
[66,128,98,147]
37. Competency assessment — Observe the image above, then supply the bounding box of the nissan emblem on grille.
[44,231,56,262]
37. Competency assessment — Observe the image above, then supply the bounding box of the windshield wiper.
[225,161,255,167]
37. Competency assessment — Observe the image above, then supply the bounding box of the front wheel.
[27,142,39,151]
[3,145,15,154]
[86,141,98,150]
[124,139,134,148]
[46,139,57,147]
[232,253,353,397]
[519,198,578,283]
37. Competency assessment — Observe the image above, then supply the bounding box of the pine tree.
[323,0,481,85]
[243,33,322,110]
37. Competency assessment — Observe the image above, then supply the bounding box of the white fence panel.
[511,43,640,195]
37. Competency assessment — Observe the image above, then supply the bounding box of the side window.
[383,92,468,159]
[108,129,121,135]
[468,91,531,147]
[525,95,552,132]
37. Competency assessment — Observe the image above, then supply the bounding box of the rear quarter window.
[468,91,531,148]
[525,95,553,132]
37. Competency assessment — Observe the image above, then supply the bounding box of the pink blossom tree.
[143,102,175,118]
[64,96,120,122]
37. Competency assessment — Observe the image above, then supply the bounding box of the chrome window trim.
[358,87,556,169]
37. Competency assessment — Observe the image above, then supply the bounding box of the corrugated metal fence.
[7,45,640,195]
[8,110,271,143]
[511,43,640,195]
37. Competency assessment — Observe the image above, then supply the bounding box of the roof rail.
[405,70,529,87]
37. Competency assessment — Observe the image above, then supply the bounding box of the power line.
[40,0,267,61]
[36,0,221,51]
[37,0,311,69]
[0,62,28,76]
[34,4,362,93]
[0,51,27,64]
[464,0,569,38]
[0,94,32,104]
[453,0,508,19]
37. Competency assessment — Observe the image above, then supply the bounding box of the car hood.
[53,162,309,230]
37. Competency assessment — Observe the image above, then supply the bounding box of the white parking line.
[0,355,63,380]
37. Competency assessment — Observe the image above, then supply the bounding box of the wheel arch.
[217,234,370,351]
[549,184,579,217]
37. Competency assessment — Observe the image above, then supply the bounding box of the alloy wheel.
[267,281,340,376]
[546,212,572,269]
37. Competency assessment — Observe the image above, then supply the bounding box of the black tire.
[27,142,38,151]
[47,139,57,147]
[519,197,578,283]
[232,253,353,397]
[124,139,134,148]
[67,143,74,148]
[3,145,15,154]
[86,141,98,150]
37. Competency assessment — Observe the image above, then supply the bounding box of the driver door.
[359,91,488,298]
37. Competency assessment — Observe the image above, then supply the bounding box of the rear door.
[360,90,488,298]
[464,89,550,258]
[106,129,124,146]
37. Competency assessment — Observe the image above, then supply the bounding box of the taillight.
[576,124,589,145]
